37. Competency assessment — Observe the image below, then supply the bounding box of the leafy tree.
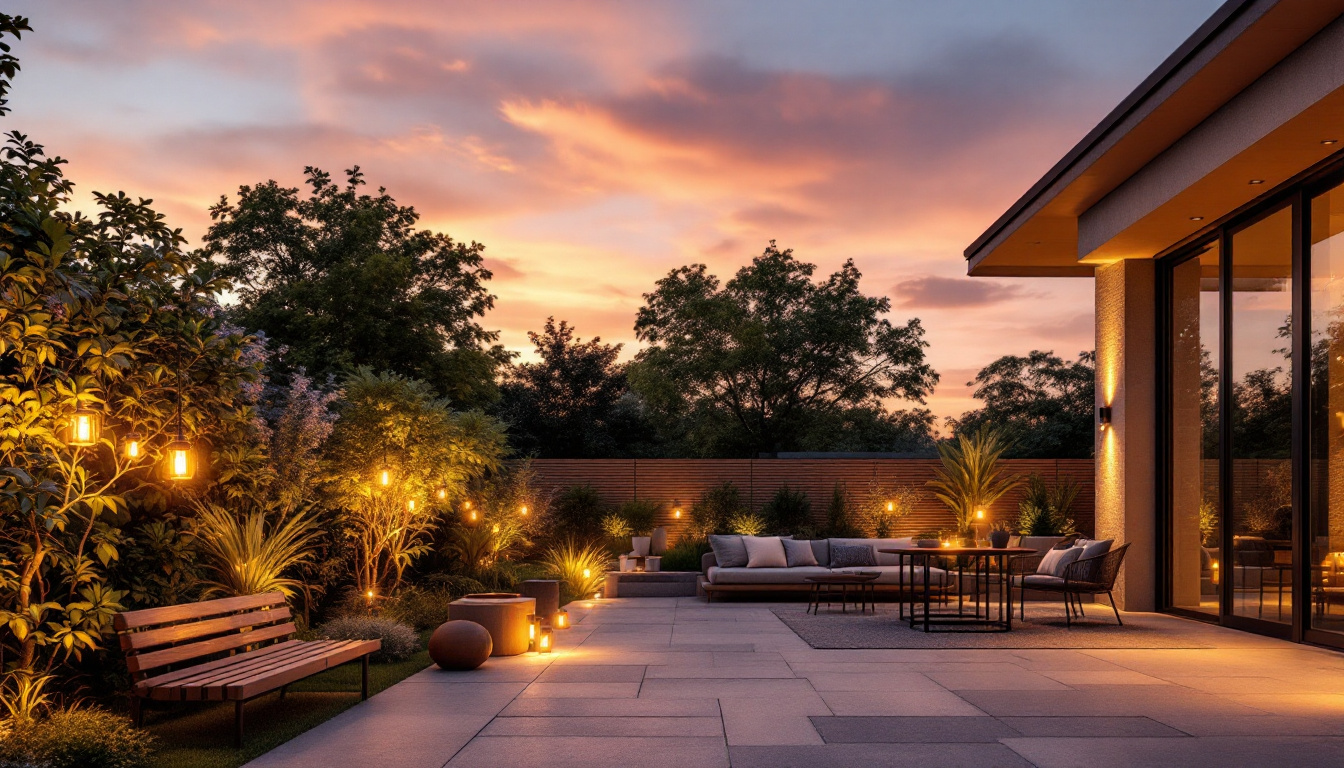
[550,484,609,541]
[761,486,811,535]
[202,167,508,407]
[499,317,654,457]
[0,124,263,677]
[630,242,938,456]
[949,350,1095,459]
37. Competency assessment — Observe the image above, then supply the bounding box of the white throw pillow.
[781,538,819,567]
[1037,546,1084,577]
[743,536,788,568]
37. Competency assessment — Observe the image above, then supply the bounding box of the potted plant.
[927,426,1020,542]
[620,500,658,557]
[989,520,1013,549]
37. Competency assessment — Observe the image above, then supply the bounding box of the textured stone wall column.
[1095,259,1157,611]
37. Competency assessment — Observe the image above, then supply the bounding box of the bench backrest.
[113,592,295,682]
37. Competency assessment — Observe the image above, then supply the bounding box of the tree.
[498,317,654,457]
[630,242,938,456]
[0,123,263,678]
[202,167,508,407]
[949,350,1095,459]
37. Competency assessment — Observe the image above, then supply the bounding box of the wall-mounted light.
[1189,216,1204,222]
[886,501,895,513]
[1248,179,1265,185]
[1098,405,1113,430]
[1324,139,1339,145]
[520,505,529,516]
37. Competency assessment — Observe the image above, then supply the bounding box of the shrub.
[859,482,924,537]
[474,560,547,591]
[383,587,456,631]
[927,426,1019,537]
[194,503,322,598]
[542,538,608,601]
[601,512,633,540]
[619,499,659,536]
[0,708,155,768]
[726,510,766,536]
[825,482,862,537]
[689,482,745,537]
[659,538,711,572]
[425,573,488,597]
[319,616,420,662]
[552,485,608,540]
[1015,474,1079,536]
[761,486,811,535]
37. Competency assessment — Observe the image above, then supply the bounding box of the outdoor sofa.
[699,536,953,600]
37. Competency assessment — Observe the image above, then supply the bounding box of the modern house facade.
[965,0,1344,647]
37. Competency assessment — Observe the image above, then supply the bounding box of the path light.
[123,432,143,460]
[520,505,528,516]
[527,614,543,651]
[66,406,102,447]
[555,609,569,629]
[582,568,591,579]
[537,626,553,654]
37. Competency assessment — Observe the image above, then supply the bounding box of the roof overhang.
[964,0,1344,277]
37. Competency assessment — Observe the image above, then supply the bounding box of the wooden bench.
[115,592,380,746]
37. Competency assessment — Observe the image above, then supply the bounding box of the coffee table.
[879,546,1037,632]
[805,572,880,614]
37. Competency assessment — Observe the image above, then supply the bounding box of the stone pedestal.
[448,594,536,656]
[518,580,560,625]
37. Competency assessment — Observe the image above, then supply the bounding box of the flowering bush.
[0,708,155,768]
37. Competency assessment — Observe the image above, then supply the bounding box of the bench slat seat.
[116,591,380,746]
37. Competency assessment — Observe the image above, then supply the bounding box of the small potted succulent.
[989,520,1013,549]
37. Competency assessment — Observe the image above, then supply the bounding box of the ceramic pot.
[632,536,652,556]
[646,556,662,573]
[989,530,1011,549]
[650,526,668,555]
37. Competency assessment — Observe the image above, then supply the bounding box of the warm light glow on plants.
[123,432,143,460]
[378,468,392,486]
[520,505,528,516]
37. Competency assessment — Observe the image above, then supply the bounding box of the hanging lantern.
[463,500,473,511]
[437,488,447,501]
[407,499,417,513]
[492,524,500,534]
[582,568,591,579]
[66,407,102,447]
[520,505,529,516]
[123,432,143,460]
[469,510,478,522]
[555,609,569,630]
[164,435,196,481]
[378,468,392,487]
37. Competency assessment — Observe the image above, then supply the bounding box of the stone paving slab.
[481,715,724,737]
[811,715,1018,742]
[1001,736,1344,768]
[728,743,1035,767]
[447,736,730,767]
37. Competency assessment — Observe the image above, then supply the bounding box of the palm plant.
[927,426,1019,538]
[194,503,323,599]
[541,538,608,599]
[0,671,54,723]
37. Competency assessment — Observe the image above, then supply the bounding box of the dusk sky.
[7,0,1224,425]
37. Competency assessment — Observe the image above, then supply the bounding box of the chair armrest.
[1009,553,1044,575]
[701,551,718,574]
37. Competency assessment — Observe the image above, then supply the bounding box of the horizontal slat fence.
[529,459,1095,541]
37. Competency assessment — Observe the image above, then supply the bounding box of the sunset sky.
[7,0,1224,425]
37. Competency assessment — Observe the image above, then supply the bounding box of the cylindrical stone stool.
[448,594,536,656]
[518,580,560,625]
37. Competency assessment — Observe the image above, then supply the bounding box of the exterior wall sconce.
[1098,406,1113,430]
[520,505,528,516]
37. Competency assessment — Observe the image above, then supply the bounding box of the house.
[965,0,1344,646]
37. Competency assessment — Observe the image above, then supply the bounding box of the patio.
[245,597,1344,768]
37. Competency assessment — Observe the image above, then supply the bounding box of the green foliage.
[825,482,863,537]
[318,616,420,662]
[380,587,451,631]
[0,14,32,118]
[0,707,155,768]
[541,538,608,600]
[761,486,811,535]
[658,538,711,572]
[551,484,608,540]
[203,166,507,407]
[629,241,938,456]
[618,499,659,536]
[424,573,488,597]
[193,503,322,599]
[1016,474,1079,536]
[949,350,1095,459]
[1199,499,1218,547]
[726,510,766,536]
[0,671,53,723]
[325,369,507,593]
[499,318,654,457]
[472,560,547,592]
[688,482,746,538]
[115,515,200,609]
[858,481,924,537]
[600,512,633,541]
[927,426,1019,537]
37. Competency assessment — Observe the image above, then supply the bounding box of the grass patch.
[143,633,432,768]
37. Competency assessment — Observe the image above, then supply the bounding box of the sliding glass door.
[1310,176,1344,640]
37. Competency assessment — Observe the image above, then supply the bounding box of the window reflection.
[1311,179,1344,635]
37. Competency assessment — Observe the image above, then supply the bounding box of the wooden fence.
[528,458,1095,542]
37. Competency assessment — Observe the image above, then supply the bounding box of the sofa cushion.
[827,538,913,565]
[744,536,788,568]
[834,565,949,586]
[707,566,831,585]
[709,535,748,568]
[782,538,819,567]
[1074,538,1114,560]
[1037,546,1083,577]
[1019,536,1067,554]
[809,539,830,567]
[830,543,877,568]
[1012,574,1066,587]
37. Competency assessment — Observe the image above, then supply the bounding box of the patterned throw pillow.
[829,543,877,569]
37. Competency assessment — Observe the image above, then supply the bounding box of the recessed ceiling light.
[1249,179,1265,185]
[1190,216,1204,222]
[1324,139,1339,145]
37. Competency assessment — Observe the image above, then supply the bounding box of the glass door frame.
[1157,154,1344,649]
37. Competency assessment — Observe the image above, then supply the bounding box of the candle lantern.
[164,435,196,481]
[537,626,553,654]
[527,613,545,651]
[66,407,102,447]
[554,609,569,630]
[123,431,143,460]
